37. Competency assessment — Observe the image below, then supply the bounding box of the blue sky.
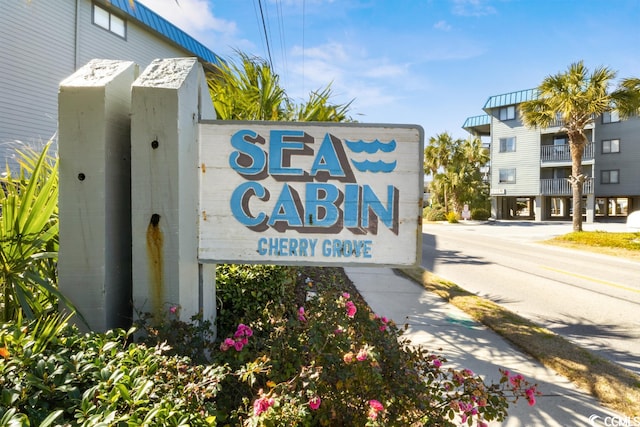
[138,0,640,140]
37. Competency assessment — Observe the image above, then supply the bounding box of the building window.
[601,169,619,184]
[499,168,516,183]
[499,106,516,121]
[499,137,516,152]
[602,139,620,154]
[602,110,620,124]
[93,4,126,38]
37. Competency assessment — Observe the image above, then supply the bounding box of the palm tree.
[520,61,640,231]
[208,52,353,122]
[424,133,489,214]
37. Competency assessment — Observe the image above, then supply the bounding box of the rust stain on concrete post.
[146,213,164,319]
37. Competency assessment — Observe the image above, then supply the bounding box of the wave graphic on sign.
[345,139,397,153]
[346,139,397,173]
[350,159,397,173]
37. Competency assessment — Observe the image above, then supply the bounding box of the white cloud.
[137,0,237,36]
[433,20,452,31]
[451,0,497,16]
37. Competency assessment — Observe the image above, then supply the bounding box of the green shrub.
[446,211,459,223]
[471,208,491,221]
[423,206,446,221]
[215,264,295,337]
[0,315,228,426]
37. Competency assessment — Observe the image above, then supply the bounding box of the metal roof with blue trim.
[462,114,491,136]
[482,88,538,111]
[104,0,224,67]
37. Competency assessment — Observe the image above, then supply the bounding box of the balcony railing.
[540,178,594,195]
[540,143,594,163]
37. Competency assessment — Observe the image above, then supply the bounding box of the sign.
[198,121,424,266]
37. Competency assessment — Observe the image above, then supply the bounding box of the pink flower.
[220,337,235,351]
[356,349,368,361]
[169,306,178,314]
[368,399,384,420]
[432,359,442,368]
[345,301,357,318]
[509,374,524,387]
[309,396,321,410]
[253,395,275,416]
[221,324,253,352]
[298,306,306,322]
[527,396,536,406]
[342,292,350,299]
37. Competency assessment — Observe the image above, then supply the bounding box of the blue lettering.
[230,182,267,227]
[229,129,267,176]
[269,130,306,176]
[344,184,360,228]
[289,238,299,255]
[305,183,340,227]
[311,133,346,178]
[320,239,373,258]
[322,239,331,257]
[256,238,319,257]
[268,183,303,227]
[362,185,395,229]
[257,237,267,255]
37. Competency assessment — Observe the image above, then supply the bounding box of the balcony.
[540,178,594,195]
[540,143,594,163]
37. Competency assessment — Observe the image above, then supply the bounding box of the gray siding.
[0,0,77,162]
[0,0,204,168]
[490,111,540,196]
[76,1,189,73]
[594,116,640,197]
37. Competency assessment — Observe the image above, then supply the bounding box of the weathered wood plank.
[198,121,424,266]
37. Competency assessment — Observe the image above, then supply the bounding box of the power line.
[256,0,273,67]
[275,0,288,84]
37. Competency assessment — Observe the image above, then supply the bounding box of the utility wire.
[257,0,274,67]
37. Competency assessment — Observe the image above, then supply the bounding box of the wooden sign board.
[198,121,424,266]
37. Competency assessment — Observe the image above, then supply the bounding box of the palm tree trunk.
[569,133,587,232]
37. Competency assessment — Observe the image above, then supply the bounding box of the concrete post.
[58,59,139,332]
[534,195,543,221]
[586,193,595,223]
[130,58,216,326]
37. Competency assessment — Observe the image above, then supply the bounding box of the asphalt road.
[421,220,640,375]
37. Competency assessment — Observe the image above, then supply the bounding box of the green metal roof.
[483,88,538,111]
[462,114,490,128]
[105,0,224,66]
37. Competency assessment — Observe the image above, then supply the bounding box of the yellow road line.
[541,265,640,294]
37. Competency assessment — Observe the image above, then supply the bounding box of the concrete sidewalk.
[345,267,626,427]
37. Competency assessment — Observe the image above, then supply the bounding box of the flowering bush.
[0,266,540,426]
[208,269,541,426]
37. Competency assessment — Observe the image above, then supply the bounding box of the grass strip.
[398,266,640,417]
